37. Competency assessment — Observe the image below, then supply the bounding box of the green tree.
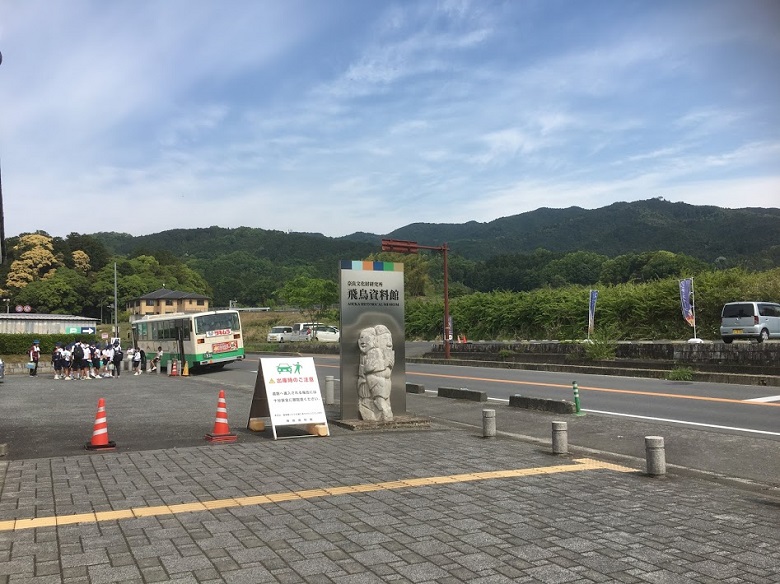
[542,251,609,287]
[13,268,90,314]
[62,233,111,271]
[189,252,279,307]
[5,233,59,290]
[371,251,431,297]
[278,276,338,324]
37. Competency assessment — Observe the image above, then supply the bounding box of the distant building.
[0,313,99,336]
[128,288,210,320]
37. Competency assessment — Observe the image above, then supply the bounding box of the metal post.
[645,436,666,476]
[482,409,496,438]
[572,381,582,414]
[552,421,568,455]
[325,375,334,405]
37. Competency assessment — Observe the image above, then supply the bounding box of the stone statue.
[357,325,394,421]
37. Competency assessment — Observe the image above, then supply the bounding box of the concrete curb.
[408,357,780,387]
[405,382,426,394]
[437,386,487,402]
[509,394,577,414]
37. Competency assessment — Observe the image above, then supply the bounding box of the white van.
[290,322,324,341]
[266,326,293,343]
[720,301,780,343]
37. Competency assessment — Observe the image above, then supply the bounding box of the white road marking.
[582,409,780,436]
[744,395,780,403]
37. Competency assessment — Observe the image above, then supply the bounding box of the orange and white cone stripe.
[205,390,237,442]
[86,398,116,450]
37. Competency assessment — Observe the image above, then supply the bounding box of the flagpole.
[691,277,697,340]
[587,299,591,341]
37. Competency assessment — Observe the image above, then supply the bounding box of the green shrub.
[582,326,618,361]
[667,366,694,381]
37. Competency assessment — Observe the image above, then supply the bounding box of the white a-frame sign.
[248,357,330,440]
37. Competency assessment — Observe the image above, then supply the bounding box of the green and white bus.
[131,310,245,371]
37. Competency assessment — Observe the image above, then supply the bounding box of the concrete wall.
[436,341,780,366]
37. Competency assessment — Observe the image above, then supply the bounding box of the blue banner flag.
[588,290,598,334]
[679,278,695,327]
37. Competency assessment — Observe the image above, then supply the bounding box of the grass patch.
[582,326,618,361]
[667,366,694,381]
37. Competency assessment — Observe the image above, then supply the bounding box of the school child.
[151,346,163,371]
[132,347,142,375]
[28,340,41,376]
[102,345,113,377]
[90,343,101,379]
[71,340,84,379]
[61,345,72,380]
[111,343,123,377]
[52,344,63,379]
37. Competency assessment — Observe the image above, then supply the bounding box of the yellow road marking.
[410,371,780,407]
[0,458,634,532]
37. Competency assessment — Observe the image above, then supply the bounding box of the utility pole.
[0,51,6,265]
[113,262,119,340]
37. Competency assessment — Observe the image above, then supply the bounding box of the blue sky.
[1,0,778,239]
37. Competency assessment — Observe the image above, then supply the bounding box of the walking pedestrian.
[132,347,142,375]
[28,340,41,376]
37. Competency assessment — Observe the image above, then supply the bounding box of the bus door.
[176,324,186,367]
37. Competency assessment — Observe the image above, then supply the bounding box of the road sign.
[23,305,31,312]
[66,327,80,334]
[81,327,95,334]
[102,333,108,339]
[15,305,23,312]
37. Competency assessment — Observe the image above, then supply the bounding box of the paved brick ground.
[1,416,779,582]
[0,369,779,583]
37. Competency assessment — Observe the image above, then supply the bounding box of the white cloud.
[0,0,776,241]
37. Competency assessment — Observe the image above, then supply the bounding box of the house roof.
[0,313,98,322]
[137,288,210,301]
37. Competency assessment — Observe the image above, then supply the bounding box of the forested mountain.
[365,198,780,261]
[2,199,777,316]
[93,199,779,267]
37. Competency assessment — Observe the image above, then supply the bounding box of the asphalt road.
[2,350,779,489]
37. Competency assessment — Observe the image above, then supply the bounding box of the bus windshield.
[194,312,240,335]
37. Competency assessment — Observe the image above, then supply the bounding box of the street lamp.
[381,238,451,359]
[2,298,8,314]
[0,50,6,265]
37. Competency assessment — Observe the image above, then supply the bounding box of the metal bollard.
[645,436,666,476]
[552,421,568,455]
[572,381,583,414]
[325,376,334,405]
[482,409,496,438]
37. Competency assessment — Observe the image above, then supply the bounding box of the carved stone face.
[358,328,375,353]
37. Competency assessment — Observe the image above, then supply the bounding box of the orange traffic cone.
[85,398,116,451]
[181,361,189,377]
[205,390,237,443]
[169,359,179,377]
